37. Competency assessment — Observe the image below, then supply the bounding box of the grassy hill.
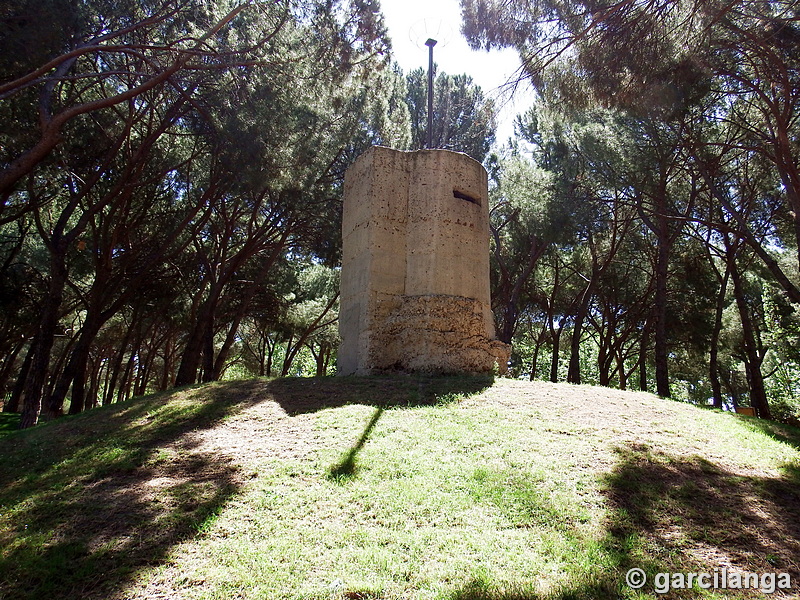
[1,376,799,600]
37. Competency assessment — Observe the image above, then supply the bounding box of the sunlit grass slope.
[1,377,799,600]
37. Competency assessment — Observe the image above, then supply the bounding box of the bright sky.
[379,0,535,145]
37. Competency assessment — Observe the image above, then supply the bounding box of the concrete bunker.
[337,146,509,375]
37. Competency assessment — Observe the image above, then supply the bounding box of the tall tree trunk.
[549,324,562,383]
[728,245,771,420]
[499,297,518,346]
[719,370,741,410]
[653,221,671,398]
[280,334,294,376]
[568,281,594,384]
[118,352,136,403]
[176,279,225,386]
[527,323,552,381]
[86,357,102,410]
[528,333,541,381]
[709,264,730,409]
[45,313,103,417]
[0,342,23,400]
[200,315,216,383]
[638,320,649,392]
[596,313,615,387]
[258,334,268,377]
[103,314,137,406]
[322,344,333,376]
[615,348,627,390]
[313,342,331,377]
[212,291,261,381]
[19,253,68,428]
[175,301,214,387]
[160,331,176,390]
[135,351,152,396]
[4,346,32,413]
[598,341,612,387]
[266,338,275,377]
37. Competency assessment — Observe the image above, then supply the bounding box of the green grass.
[1,377,799,599]
[0,411,20,436]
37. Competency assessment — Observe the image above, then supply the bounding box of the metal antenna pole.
[425,38,437,149]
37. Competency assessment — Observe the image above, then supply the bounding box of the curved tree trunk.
[175,297,217,387]
[709,265,730,409]
[728,244,771,420]
[44,313,103,417]
[19,253,68,428]
[4,347,32,413]
[568,280,594,384]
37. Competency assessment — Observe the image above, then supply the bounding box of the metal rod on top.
[425,38,437,149]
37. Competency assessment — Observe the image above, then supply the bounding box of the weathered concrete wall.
[338,146,509,375]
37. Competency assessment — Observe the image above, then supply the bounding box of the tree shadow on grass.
[266,373,495,415]
[734,416,800,453]
[596,444,800,599]
[322,375,494,482]
[447,579,618,600]
[446,443,800,600]
[0,375,495,599]
[0,381,271,600]
[327,407,384,481]
[316,375,492,482]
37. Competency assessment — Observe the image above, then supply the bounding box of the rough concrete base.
[364,295,510,375]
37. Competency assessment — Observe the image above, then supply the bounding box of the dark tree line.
[0,0,403,427]
[470,0,799,420]
[0,0,500,428]
[4,0,794,428]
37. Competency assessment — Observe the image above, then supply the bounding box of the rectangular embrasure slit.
[453,189,480,205]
